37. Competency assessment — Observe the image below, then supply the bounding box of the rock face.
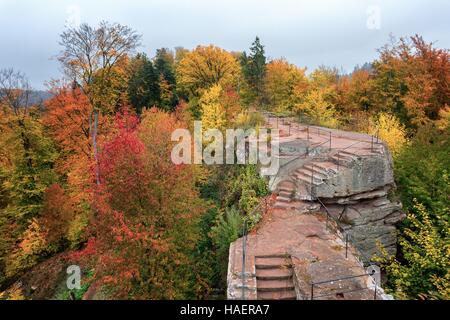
[322,194,404,258]
[269,123,405,259]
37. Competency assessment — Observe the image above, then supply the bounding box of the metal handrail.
[240,200,266,300]
[265,109,381,142]
[308,189,380,300]
[266,114,381,148]
[313,272,372,286]
[317,196,377,265]
[308,140,332,163]
[309,243,379,300]
[241,219,247,300]
[312,282,378,300]
[310,266,379,300]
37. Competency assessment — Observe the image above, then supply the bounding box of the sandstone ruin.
[227,116,404,300]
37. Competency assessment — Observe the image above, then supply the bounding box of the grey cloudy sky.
[1,0,449,89]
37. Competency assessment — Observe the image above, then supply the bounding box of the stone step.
[331,155,352,167]
[273,201,292,209]
[303,164,329,176]
[256,268,293,281]
[257,289,297,300]
[278,187,294,194]
[296,168,328,181]
[255,262,292,270]
[257,279,295,292]
[294,172,322,186]
[277,182,295,192]
[307,161,338,174]
[278,190,293,198]
[255,256,291,266]
[276,195,291,203]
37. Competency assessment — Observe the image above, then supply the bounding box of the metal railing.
[265,113,382,150]
[308,177,381,300]
[241,219,248,300]
[240,200,267,300]
[311,196,382,299]
[310,271,379,300]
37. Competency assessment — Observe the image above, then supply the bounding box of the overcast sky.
[1,0,449,89]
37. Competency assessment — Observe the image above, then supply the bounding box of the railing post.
[345,233,348,259]
[241,219,247,300]
[288,123,291,136]
[374,283,377,300]
[337,151,340,171]
[310,164,314,198]
[307,126,310,140]
[329,132,332,151]
[311,284,314,300]
[371,135,374,152]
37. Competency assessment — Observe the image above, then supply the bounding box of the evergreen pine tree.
[240,37,267,106]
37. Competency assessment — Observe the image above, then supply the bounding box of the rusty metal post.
[374,283,377,300]
[241,219,247,300]
[345,233,348,259]
[329,132,332,151]
[311,284,314,300]
[337,151,340,171]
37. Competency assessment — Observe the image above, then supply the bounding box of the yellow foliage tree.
[295,89,339,128]
[375,202,450,300]
[177,45,241,96]
[437,105,450,130]
[200,84,227,131]
[265,59,308,113]
[368,112,408,156]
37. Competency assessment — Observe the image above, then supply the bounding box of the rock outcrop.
[227,118,403,300]
[270,124,405,258]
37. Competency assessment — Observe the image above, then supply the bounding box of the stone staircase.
[274,149,368,206]
[255,255,297,300]
[273,181,296,208]
[228,117,400,300]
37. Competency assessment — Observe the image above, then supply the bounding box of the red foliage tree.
[73,108,207,299]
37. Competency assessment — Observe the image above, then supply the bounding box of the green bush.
[381,124,450,299]
[210,208,243,284]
